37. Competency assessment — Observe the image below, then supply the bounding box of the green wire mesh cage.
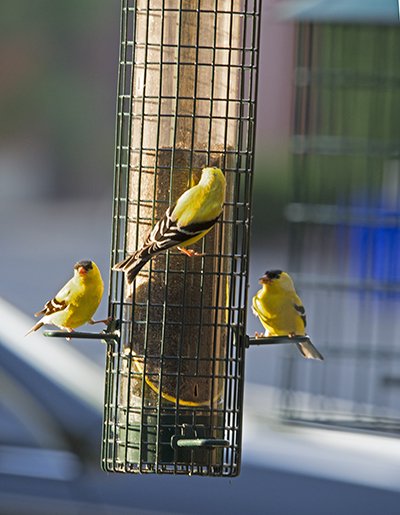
[280,22,400,435]
[102,0,261,476]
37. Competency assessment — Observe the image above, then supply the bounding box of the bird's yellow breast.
[254,288,305,336]
[65,279,103,328]
[173,169,226,227]
[51,270,104,329]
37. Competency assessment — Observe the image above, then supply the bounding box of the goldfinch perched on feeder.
[26,260,106,335]
[252,270,324,360]
[114,166,226,284]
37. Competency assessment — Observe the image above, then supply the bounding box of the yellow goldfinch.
[252,269,324,360]
[113,166,226,283]
[26,260,106,335]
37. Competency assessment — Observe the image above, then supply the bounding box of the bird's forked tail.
[113,254,150,284]
[25,321,44,337]
[296,339,324,360]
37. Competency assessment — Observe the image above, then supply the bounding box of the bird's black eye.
[265,269,282,280]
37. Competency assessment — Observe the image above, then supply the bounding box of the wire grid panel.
[102,0,261,476]
[280,23,400,435]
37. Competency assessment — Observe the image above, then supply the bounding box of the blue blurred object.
[346,199,400,287]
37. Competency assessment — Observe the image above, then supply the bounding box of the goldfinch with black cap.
[252,269,324,360]
[26,260,105,335]
[113,166,226,284]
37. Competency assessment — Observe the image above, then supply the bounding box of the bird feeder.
[101,0,262,477]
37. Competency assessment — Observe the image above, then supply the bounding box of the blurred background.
[2,0,400,513]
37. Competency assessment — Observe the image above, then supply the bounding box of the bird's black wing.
[34,297,68,317]
[115,207,219,269]
[294,303,307,329]
[140,207,218,256]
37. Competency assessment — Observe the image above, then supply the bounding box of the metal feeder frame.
[102,0,262,477]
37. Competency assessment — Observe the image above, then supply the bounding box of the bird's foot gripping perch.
[88,316,113,326]
[177,247,205,257]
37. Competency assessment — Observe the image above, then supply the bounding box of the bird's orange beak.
[259,275,270,285]
[78,266,87,276]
